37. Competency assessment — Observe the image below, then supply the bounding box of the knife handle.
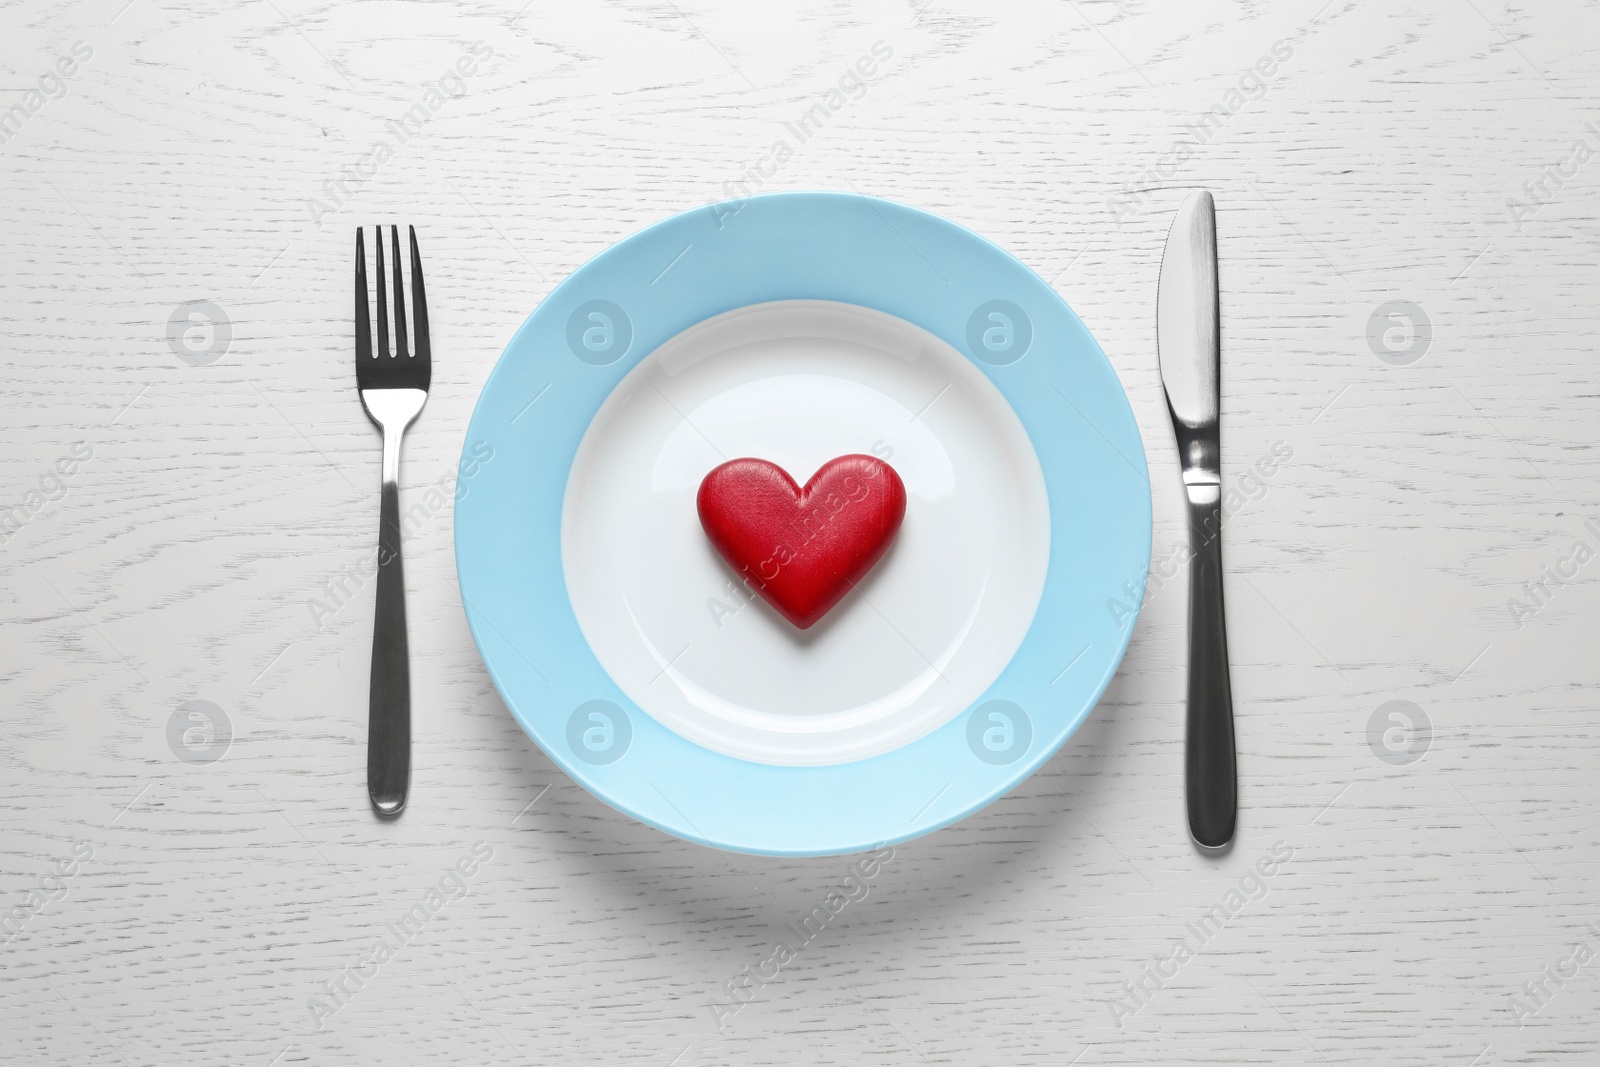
[1184,486,1236,849]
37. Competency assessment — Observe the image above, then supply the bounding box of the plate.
[456,192,1150,856]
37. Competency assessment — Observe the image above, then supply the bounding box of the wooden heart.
[696,455,907,630]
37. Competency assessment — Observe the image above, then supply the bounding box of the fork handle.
[368,428,410,817]
[1184,486,1235,850]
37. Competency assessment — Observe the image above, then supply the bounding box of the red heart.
[697,455,907,630]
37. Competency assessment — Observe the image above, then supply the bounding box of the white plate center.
[562,301,1050,766]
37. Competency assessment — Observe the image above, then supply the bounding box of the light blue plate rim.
[455,191,1151,857]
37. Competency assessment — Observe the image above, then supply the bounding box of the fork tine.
[375,226,390,358]
[409,226,430,364]
[389,225,408,359]
[355,228,371,361]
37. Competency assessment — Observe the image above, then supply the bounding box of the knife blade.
[1156,190,1236,850]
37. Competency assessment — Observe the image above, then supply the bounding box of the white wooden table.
[4,0,1598,1063]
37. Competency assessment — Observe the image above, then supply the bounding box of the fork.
[355,225,431,817]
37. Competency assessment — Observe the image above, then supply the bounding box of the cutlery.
[355,225,431,817]
[1157,190,1236,850]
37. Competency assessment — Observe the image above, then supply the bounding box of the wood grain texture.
[2,0,1598,1063]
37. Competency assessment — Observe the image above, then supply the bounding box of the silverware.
[1156,190,1236,850]
[355,225,431,817]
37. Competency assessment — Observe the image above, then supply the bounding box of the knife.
[1156,190,1236,850]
